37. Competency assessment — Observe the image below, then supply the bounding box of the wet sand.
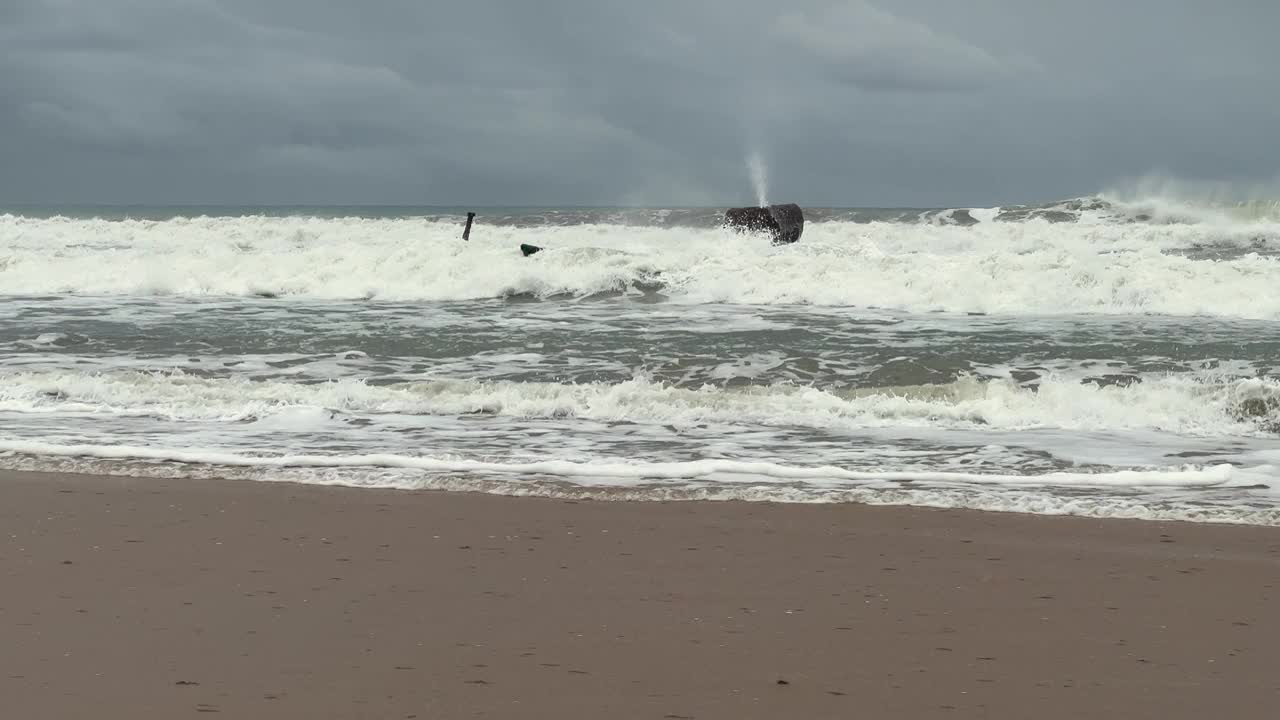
[2,469,1278,719]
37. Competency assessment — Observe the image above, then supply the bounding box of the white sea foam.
[1,369,1276,436]
[1100,175,1280,224]
[4,367,1277,525]
[3,212,1280,316]
[2,439,1276,526]
[0,437,1238,487]
[4,204,1280,525]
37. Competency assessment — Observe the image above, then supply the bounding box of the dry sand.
[2,469,1278,719]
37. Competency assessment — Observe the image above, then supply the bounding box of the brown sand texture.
[2,469,1279,719]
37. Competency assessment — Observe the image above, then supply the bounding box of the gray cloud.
[1,0,1278,207]
[773,1,1035,92]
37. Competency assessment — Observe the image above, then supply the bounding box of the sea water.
[1,196,1278,524]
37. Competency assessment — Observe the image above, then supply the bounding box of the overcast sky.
[2,0,1278,207]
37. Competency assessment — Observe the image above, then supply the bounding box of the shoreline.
[3,468,1279,718]
[3,454,1273,529]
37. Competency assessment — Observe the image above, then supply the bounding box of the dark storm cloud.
[1,0,1278,206]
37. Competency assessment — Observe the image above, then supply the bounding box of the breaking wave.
[2,196,1280,317]
[3,370,1278,437]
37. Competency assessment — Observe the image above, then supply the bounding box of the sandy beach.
[2,469,1277,719]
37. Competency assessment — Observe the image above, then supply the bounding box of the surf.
[2,209,1280,317]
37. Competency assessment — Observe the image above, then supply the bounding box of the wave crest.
[2,207,1280,316]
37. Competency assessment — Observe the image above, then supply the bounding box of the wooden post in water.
[462,211,476,241]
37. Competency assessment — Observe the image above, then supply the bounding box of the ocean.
[2,196,1279,525]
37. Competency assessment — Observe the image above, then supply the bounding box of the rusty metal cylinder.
[723,203,804,244]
